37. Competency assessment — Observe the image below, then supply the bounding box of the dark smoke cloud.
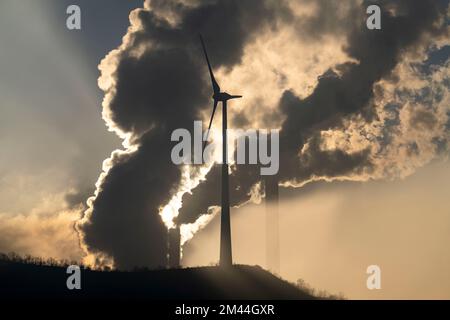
[294,0,361,39]
[78,0,448,268]
[78,0,291,269]
[278,0,446,182]
[178,0,448,223]
[177,163,262,224]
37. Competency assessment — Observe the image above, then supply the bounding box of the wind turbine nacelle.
[213,92,243,102]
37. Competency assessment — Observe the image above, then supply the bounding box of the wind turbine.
[200,35,242,267]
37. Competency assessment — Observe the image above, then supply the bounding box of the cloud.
[0,193,83,261]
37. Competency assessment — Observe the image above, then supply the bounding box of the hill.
[0,259,317,300]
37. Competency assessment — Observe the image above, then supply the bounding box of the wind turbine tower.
[200,35,242,267]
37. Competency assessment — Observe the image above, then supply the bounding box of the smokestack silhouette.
[168,227,181,268]
[265,174,280,274]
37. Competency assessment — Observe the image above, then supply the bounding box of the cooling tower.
[168,226,181,268]
[265,174,280,273]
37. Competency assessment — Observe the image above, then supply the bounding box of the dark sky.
[0,1,143,212]
[52,0,143,69]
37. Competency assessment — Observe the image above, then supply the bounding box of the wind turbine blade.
[199,35,221,94]
[203,99,218,156]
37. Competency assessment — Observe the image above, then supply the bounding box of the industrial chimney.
[168,226,181,268]
[265,174,280,274]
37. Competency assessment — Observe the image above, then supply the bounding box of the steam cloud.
[77,0,449,269]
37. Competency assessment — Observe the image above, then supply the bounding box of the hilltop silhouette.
[0,253,334,300]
